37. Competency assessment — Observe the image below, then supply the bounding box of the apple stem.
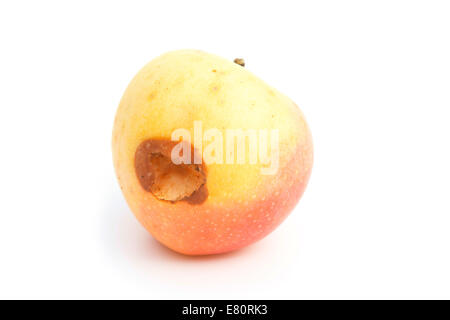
[233,58,245,67]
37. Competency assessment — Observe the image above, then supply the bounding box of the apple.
[112,50,313,255]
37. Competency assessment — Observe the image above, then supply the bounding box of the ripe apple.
[112,50,313,255]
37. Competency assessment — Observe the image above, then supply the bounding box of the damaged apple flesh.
[147,153,205,202]
[135,139,207,203]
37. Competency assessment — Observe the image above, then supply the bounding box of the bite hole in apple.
[135,139,208,204]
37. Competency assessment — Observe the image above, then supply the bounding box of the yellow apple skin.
[112,50,313,255]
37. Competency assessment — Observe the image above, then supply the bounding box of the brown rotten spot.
[135,139,208,204]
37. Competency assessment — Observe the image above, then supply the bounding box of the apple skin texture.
[112,50,313,255]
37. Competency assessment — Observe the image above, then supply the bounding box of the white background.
[0,1,449,299]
